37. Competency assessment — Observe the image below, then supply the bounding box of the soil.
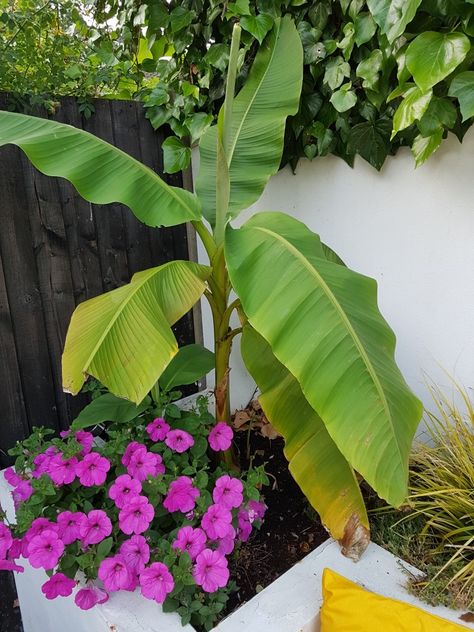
[225,428,328,615]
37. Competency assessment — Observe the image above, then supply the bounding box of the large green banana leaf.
[0,111,200,227]
[241,325,369,558]
[195,16,303,226]
[62,261,210,404]
[226,212,422,506]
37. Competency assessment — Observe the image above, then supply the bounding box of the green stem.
[191,220,217,261]
[219,298,241,338]
[213,23,241,246]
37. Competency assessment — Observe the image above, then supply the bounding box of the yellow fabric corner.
[320,568,467,631]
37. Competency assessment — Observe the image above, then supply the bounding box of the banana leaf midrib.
[250,224,404,466]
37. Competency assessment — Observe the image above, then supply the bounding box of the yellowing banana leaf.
[62,261,210,404]
[241,325,369,559]
[0,111,200,227]
[195,16,303,226]
[226,212,422,506]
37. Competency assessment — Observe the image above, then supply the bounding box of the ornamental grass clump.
[407,383,474,608]
[0,396,267,630]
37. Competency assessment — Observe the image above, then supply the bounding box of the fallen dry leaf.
[233,410,251,429]
[260,422,280,440]
[459,613,474,623]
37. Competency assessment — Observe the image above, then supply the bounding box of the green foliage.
[159,344,215,393]
[0,19,422,558]
[3,0,474,170]
[71,393,152,430]
[0,1,123,108]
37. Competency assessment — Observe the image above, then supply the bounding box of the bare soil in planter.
[225,428,328,615]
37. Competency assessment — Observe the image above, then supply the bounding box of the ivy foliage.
[2,0,474,171]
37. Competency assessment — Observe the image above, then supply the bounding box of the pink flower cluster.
[122,442,165,481]
[2,414,267,617]
[169,474,267,593]
[146,418,195,454]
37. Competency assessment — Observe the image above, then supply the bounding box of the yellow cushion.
[320,568,466,631]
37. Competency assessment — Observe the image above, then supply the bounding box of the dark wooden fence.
[0,95,196,467]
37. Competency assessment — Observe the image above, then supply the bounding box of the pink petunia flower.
[24,518,58,554]
[0,522,13,559]
[146,417,170,442]
[75,453,110,487]
[212,475,243,509]
[208,422,233,452]
[41,573,76,599]
[127,446,164,481]
[165,429,194,453]
[123,573,139,592]
[74,585,108,610]
[7,538,22,561]
[172,526,206,561]
[28,530,64,570]
[163,476,200,514]
[3,467,22,487]
[56,511,85,545]
[79,510,112,546]
[12,480,33,506]
[217,526,236,556]
[237,510,252,542]
[48,454,78,486]
[119,535,150,574]
[201,504,232,540]
[32,453,53,478]
[121,442,144,467]
[118,496,154,535]
[108,474,142,508]
[140,562,174,604]
[98,555,132,592]
[0,559,24,572]
[193,549,229,593]
[75,431,94,455]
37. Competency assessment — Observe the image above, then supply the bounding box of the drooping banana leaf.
[241,325,369,559]
[226,212,422,506]
[195,16,303,226]
[62,261,210,404]
[0,111,201,227]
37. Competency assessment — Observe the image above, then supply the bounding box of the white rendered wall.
[193,129,474,414]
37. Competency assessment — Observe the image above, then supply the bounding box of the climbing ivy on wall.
[2,0,474,171]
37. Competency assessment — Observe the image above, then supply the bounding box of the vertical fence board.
[0,256,29,463]
[0,96,196,466]
[0,146,60,438]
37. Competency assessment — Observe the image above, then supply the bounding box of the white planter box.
[1,470,471,632]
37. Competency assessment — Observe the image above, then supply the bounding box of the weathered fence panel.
[0,95,196,467]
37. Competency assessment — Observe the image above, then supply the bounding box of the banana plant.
[0,16,422,558]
